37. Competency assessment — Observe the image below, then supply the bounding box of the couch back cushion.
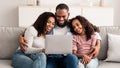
[98,26,120,60]
[0,27,25,59]
[1,26,120,60]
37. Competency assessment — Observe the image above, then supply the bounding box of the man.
[46,3,78,68]
[19,3,101,68]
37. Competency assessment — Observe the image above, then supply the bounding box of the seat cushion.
[98,61,120,68]
[0,60,13,68]
[0,27,25,59]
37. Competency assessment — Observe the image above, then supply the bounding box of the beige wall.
[0,0,26,26]
[114,0,120,26]
[0,0,116,26]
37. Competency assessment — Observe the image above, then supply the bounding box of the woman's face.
[45,17,55,33]
[72,19,84,35]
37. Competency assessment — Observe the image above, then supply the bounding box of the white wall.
[0,0,117,26]
[114,0,120,26]
[0,0,26,27]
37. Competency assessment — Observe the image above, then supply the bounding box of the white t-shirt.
[53,26,70,35]
[95,32,102,40]
[53,26,101,40]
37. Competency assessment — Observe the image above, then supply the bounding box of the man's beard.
[56,21,67,28]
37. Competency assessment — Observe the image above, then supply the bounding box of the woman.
[69,15,99,68]
[12,12,56,68]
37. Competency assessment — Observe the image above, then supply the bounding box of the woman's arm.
[24,26,43,54]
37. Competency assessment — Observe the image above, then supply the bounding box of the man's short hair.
[56,3,69,11]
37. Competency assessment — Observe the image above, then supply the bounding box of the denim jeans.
[46,54,79,68]
[12,50,46,68]
[78,58,99,68]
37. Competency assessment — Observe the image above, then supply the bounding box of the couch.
[0,26,120,68]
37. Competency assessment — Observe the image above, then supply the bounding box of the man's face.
[55,9,69,27]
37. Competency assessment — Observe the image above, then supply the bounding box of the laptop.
[45,35,72,54]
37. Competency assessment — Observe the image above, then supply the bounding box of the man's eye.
[47,21,50,23]
[63,16,65,18]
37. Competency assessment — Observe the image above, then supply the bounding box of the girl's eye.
[76,24,79,26]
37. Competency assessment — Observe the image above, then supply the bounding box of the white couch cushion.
[0,60,13,68]
[98,26,120,60]
[105,33,120,62]
[98,61,120,68]
[0,27,25,59]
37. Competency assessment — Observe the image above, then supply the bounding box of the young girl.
[12,12,56,68]
[69,15,98,68]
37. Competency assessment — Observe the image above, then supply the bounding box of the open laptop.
[45,35,72,54]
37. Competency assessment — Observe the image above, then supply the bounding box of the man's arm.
[93,39,101,58]
[91,32,101,58]
[89,39,101,58]
[18,34,28,52]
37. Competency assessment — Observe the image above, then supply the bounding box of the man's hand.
[89,40,101,58]
[92,47,99,58]
[19,35,28,52]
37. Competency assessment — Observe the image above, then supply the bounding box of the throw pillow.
[105,33,120,62]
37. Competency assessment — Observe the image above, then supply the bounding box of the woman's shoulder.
[25,26,37,36]
[26,26,36,32]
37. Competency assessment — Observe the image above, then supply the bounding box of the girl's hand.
[82,55,92,64]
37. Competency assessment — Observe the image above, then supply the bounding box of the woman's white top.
[24,26,45,54]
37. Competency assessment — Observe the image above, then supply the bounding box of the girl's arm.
[73,50,85,58]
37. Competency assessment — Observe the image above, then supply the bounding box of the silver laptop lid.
[45,35,72,54]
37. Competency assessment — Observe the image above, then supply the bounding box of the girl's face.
[45,17,55,33]
[72,19,85,35]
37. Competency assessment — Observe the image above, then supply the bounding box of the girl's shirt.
[24,26,45,54]
[73,34,97,55]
